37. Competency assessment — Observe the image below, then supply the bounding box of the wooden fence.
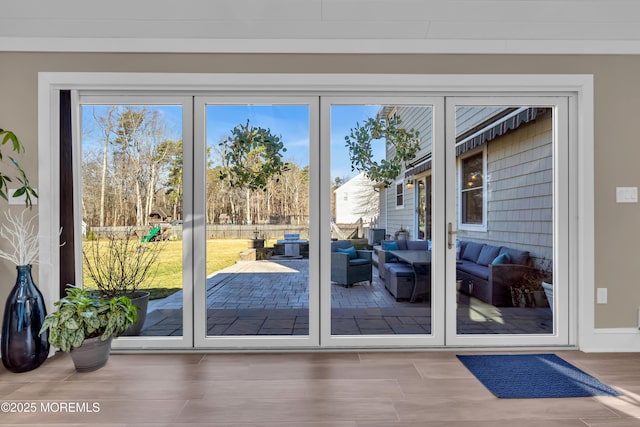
[90,225,311,241]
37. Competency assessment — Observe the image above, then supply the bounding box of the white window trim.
[413,173,432,242]
[457,147,487,232]
[38,73,594,350]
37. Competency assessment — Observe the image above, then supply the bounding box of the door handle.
[447,222,457,249]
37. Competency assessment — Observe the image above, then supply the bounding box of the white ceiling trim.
[5,37,640,54]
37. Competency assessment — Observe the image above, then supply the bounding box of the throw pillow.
[382,241,399,251]
[337,246,357,259]
[382,241,399,262]
[499,248,529,265]
[461,241,484,262]
[491,252,511,265]
[477,245,501,266]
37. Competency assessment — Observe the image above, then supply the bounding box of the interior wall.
[0,52,636,329]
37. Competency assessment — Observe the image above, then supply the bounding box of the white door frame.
[192,95,321,348]
[444,96,573,347]
[71,93,195,349]
[321,96,446,348]
[38,73,592,350]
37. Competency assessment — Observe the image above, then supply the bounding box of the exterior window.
[416,175,432,240]
[460,152,484,225]
[396,181,404,207]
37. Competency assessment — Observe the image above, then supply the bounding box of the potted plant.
[0,211,49,372]
[509,258,553,308]
[395,225,408,240]
[539,258,554,312]
[0,129,43,373]
[82,227,165,335]
[39,287,137,372]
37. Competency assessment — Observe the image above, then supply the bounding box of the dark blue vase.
[1,265,49,372]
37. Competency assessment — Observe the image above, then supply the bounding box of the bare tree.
[83,106,181,228]
[92,106,117,227]
[83,110,314,229]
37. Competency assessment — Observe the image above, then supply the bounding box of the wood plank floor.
[1,350,640,425]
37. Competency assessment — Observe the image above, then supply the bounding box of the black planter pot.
[1,265,49,373]
[70,336,112,372]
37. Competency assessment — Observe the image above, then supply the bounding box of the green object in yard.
[142,226,161,242]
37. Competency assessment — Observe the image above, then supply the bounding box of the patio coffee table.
[390,250,462,303]
[389,250,432,303]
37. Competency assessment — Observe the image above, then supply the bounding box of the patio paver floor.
[141,259,552,337]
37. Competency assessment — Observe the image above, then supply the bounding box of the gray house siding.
[457,110,553,263]
[379,104,553,264]
[379,178,414,239]
[377,187,387,233]
[456,107,504,136]
[396,105,433,161]
[380,105,432,239]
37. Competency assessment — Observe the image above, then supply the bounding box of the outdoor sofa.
[376,239,536,306]
[457,240,535,306]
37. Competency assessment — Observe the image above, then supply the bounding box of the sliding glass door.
[70,81,574,350]
[78,95,193,349]
[193,97,320,348]
[445,97,570,346]
[321,97,446,347]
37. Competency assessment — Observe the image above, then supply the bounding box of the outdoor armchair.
[330,240,373,287]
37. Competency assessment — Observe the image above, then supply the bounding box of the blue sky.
[206,104,385,180]
[81,104,183,146]
[206,105,311,169]
[82,103,386,181]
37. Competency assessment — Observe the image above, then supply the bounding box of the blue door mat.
[457,353,621,398]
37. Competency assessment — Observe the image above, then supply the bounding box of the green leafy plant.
[39,287,137,353]
[0,128,38,207]
[344,115,420,187]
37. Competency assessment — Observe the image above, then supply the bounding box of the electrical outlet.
[616,187,638,203]
[596,288,607,304]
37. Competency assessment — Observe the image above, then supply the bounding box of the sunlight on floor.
[466,297,505,325]
[596,387,640,418]
[207,260,301,278]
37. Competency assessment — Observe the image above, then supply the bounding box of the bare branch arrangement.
[82,228,165,298]
[0,211,39,266]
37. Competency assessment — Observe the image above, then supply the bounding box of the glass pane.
[455,106,554,335]
[330,104,433,336]
[462,153,483,189]
[205,104,310,336]
[81,104,184,337]
[462,188,483,224]
[417,179,426,239]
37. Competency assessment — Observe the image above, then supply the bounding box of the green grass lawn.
[82,239,250,299]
